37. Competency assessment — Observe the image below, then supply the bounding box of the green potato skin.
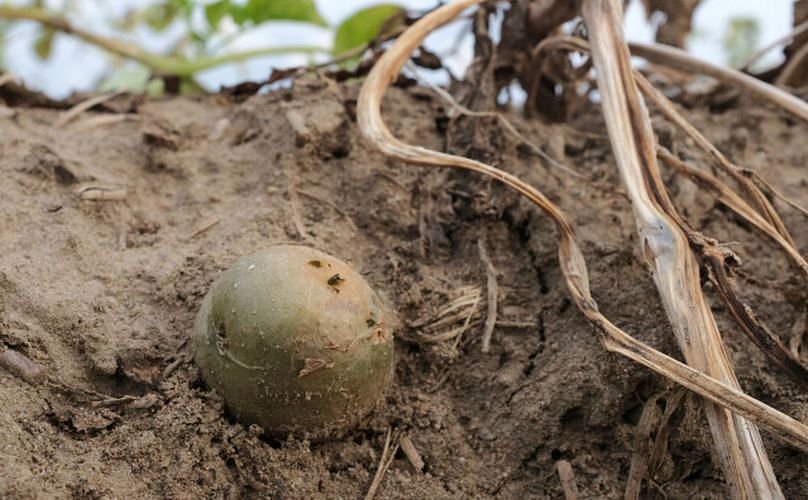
[193,245,394,439]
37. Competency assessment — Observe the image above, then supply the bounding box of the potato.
[193,245,394,439]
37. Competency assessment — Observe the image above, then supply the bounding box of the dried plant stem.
[625,396,661,500]
[536,36,802,254]
[658,149,808,388]
[775,41,808,87]
[633,73,796,248]
[583,1,782,497]
[356,0,808,457]
[365,428,400,500]
[533,34,808,388]
[628,42,808,122]
[751,175,808,220]
[738,19,808,71]
[0,6,326,77]
[656,147,807,276]
[54,92,122,128]
[555,460,580,500]
[478,238,498,353]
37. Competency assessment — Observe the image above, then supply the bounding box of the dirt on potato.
[0,74,806,499]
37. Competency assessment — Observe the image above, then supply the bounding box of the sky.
[0,0,797,98]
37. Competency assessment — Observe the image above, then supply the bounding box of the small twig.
[657,147,807,276]
[410,286,481,328]
[365,428,400,500]
[46,378,111,400]
[75,185,127,201]
[0,349,47,385]
[399,434,425,473]
[496,320,538,328]
[790,309,806,358]
[161,357,185,380]
[418,297,481,345]
[751,171,808,219]
[555,460,580,500]
[737,19,808,71]
[286,184,310,241]
[775,41,808,87]
[628,41,808,121]
[625,396,662,500]
[54,92,122,128]
[478,238,498,353]
[186,216,220,240]
[74,114,141,130]
[451,298,481,348]
[648,389,686,476]
[91,394,140,407]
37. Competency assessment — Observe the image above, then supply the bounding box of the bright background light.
[0,0,795,98]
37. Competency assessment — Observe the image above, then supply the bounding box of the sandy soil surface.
[0,75,806,498]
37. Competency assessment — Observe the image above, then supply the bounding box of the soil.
[0,74,806,499]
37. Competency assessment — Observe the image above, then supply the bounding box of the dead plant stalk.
[531,35,808,388]
[583,1,782,497]
[356,0,808,462]
[628,42,808,121]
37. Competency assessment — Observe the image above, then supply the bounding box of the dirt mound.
[0,75,806,498]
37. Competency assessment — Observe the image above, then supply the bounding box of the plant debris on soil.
[0,74,806,498]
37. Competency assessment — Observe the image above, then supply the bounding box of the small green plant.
[723,16,760,68]
[0,1,404,94]
[193,245,394,439]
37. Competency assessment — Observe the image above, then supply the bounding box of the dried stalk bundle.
[532,35,808,389]
[632,74,798,251]
[356,0,808,466]
[628,42,808,121]
[582,1,784,496]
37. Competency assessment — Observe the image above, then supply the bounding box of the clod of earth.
[193,245,394,439]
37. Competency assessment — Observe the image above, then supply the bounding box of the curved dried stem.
[751,175,808,220]
[737,19,808,72]
[659,149,808,389]
[628,42,808,122]
[583,2,794,496]
[356,0,808,460]
[656,148,808,277]
[632,73,797,247]
[775,41,808,87]
[536,36,803,257]
[534,34,808,391]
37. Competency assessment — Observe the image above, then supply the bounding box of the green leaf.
[34,28,55,60]
[205,0,231,29]
[98,65,151,94]
[143,2,179,32]
[723,17,760,68]
[234,0,328,27]
[169,0,194,16]
[333,4,404,55]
